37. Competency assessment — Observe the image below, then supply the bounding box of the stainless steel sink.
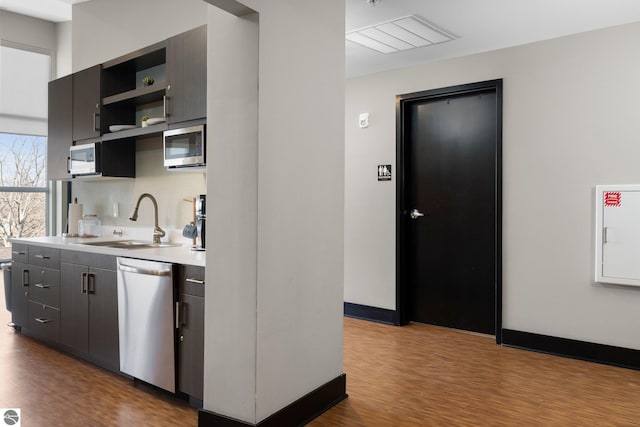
[79,240,181,250]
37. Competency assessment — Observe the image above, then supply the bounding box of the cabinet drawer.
[29,246,60,269]
[11,243,29,263]
[180,265,205,297]
[29,267,60,308]
[29,301,60,343]
[60,250,116,270]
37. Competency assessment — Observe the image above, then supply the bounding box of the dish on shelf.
[145,118,166,125]
[109,124,137,132]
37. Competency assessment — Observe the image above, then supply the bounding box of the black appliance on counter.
[195,195,206,251]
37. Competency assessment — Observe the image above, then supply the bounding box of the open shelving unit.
[101,41,168,141]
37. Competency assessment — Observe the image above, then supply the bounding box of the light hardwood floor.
[312,318,640,426]
[2,291,640,426]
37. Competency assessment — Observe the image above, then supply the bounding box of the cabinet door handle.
[35,317,50,324]
[93,112,100,131]
[34,283,50,289]
[185,278,205,285]
[81,272,87,294]
[87,273,96,294]
[175,302,180,329]
[22,269,29,287]
[163,95,169,118]
[34,254,50,260]
[12,250,26,255]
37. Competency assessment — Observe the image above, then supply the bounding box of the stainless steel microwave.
[163,125,205,168]
[69,142,100,176]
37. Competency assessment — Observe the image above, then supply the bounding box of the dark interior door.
[400,84,500,335]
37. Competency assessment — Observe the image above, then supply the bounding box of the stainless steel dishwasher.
[117,257,175,393]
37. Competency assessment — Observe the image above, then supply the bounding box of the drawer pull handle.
[35,317,50,324]
[185,278,204,285]
[12,251,26,255]
[34,254,50,260]
[34,283,50,289]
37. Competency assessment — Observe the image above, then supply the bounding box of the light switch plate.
[359,113,369,128]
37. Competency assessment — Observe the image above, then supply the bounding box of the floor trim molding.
[344,302,398,325]
[198,374,347,426]
[502,329,640,371]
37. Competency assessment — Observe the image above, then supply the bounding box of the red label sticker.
[604,191,622,207]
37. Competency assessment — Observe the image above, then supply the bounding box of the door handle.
[87,273,96,294]
[410,209,425,219]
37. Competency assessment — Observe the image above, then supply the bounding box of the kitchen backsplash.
[72,136,206,235]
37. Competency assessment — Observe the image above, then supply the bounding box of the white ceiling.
[346,0,640,78]
[0,0,87,22]
[3,0,640,78]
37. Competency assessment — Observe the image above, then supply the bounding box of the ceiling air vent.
[346,15,455,54]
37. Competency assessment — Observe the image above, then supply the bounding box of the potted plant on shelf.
[141,116,150,127]
[142,76,154,86]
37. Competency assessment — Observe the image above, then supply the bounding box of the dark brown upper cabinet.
[166,25,207,124]
[46,25,207,180]
[47,74,72,180]
[72,65,101,142]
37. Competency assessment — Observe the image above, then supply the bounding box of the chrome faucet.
[129,193,165,244]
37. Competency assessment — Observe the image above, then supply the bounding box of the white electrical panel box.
[595,185,640,286]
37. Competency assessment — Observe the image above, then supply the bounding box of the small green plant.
[142,76,154,86]
[141,116,150,126]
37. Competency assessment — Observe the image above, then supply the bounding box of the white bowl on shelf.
[109,124,136,132]
[145,117,166,126]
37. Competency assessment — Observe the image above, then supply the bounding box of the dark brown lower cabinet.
[10,261,30,330]
[11,243,206,401]
[11,244,62,346]
[177,265,205,402]
[60,251,119,372]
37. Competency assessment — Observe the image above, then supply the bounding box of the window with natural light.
[0,45,51,259]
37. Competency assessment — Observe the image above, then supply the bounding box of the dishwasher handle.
[118,263,172,277]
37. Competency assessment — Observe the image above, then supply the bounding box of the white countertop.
[12,235,206,267]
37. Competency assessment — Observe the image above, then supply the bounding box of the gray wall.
[205,0,345,423]
[55,21,72,78]
[72,0,207,72]
[250,1,344,420]
[204,5,259,421]
[345,22,640,350]
[0,10,57,54]
[0,10,70,79]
